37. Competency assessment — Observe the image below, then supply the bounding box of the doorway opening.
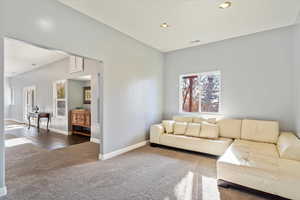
[3,37,103,154]
[67,75,92,138]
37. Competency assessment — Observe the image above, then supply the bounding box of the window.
[53,80,67,118]
[179,71,221,113]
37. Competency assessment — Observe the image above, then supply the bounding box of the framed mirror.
[83,87,91,104]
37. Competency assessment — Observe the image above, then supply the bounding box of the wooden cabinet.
[71,109,91,136]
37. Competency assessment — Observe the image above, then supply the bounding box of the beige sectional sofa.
[150,116,300,200]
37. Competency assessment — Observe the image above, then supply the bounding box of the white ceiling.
[58,0,300,52]
[4,38,68,77]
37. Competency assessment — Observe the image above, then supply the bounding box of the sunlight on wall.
[202,176,220,200]
[174,171,194,200]
[5,138,32,148]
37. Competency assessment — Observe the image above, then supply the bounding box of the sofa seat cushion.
[217,119,242,139]
[159,134,232,156]
[241,119,279,144]
[276,159,300,200]
[227,139,279,158]
[217,139,288,197]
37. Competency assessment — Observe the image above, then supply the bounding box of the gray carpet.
[1,142,275,200]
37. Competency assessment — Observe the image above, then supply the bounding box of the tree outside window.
[180,71,221,113]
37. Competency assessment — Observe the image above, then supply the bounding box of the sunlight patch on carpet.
[202,176,220,200]
[174,171,194,200]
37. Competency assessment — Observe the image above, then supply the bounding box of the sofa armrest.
[277,132,300,161]
[150,124,164,144]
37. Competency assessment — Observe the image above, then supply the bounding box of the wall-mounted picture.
[83,87,91,104]
[56,81,65,99]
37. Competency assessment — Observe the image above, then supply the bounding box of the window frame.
[178,70,222,115]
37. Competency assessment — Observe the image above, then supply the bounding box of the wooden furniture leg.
[37,116,40,130]
[28,115,31,129]
[47,116,50,132]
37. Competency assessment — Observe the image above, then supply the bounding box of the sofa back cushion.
[173,116,193,123]
[241,119,279,144]
[193,117,216,124]
[217,119,242,139]
[174,122,188,135]
[185,123,201,137]
[199,122,219,139]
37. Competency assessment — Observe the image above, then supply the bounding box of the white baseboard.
[0,186,7,197]
[40,126,69,135]
[100,140,149,160]
[48,128,69,135]
[90,138,100,144]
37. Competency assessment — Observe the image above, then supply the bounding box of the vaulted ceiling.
[4,38,68,77]
[58,0,300,52]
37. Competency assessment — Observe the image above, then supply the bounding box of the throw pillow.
[199,122,219,139]
[174,122,188,135]
[185,123,201,137]
[162,120,175,133]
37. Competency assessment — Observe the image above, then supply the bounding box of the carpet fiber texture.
[1,142,279,200]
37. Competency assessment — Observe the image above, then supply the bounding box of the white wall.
[3,0,164,159]
[164,26,294,131]
[292,22,300,137]
[68,79,89,110]
[68,79,85,110]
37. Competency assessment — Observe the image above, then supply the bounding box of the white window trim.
[178,70,222,114]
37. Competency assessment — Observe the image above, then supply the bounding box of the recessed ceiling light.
[190,40,201,44]
[160,23,170,28]
[219,1,232,9]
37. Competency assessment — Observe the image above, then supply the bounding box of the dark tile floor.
[5,121,90,150]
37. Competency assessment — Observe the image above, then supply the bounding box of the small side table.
[28,112,50,131]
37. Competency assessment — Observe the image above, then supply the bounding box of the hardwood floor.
[5,120,90,150]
